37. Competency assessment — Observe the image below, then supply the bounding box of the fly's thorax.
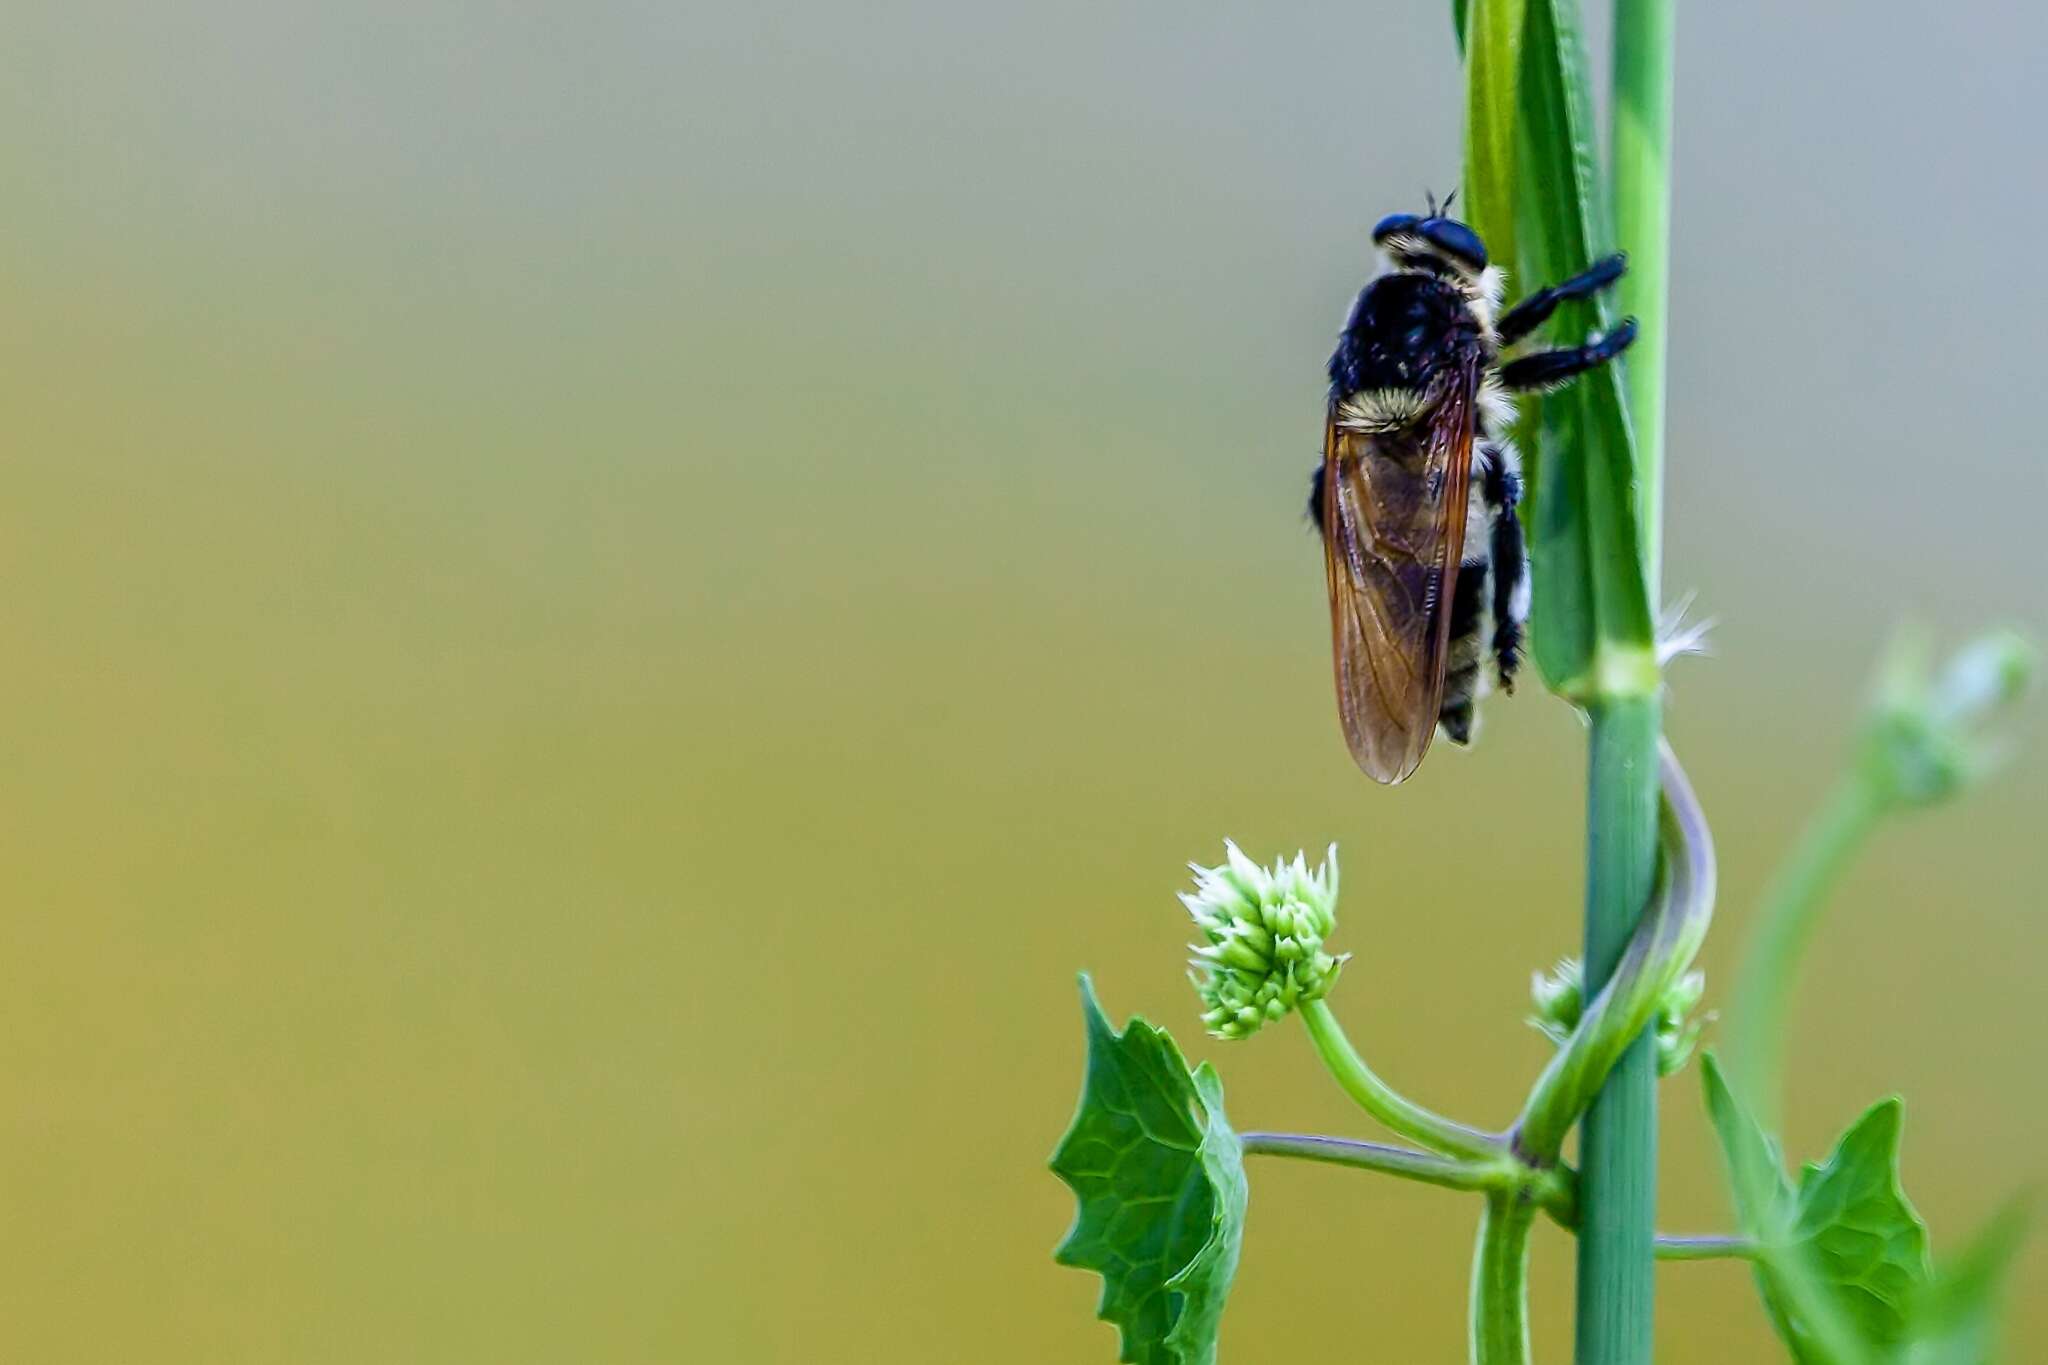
[1327,268,1493,433]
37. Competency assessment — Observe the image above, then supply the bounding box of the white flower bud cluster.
[1183,842,1343,1040]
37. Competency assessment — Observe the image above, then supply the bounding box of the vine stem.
[1471,1194,1537,1365]
[1722,771,1893,1365]
[1298,998,1504,1163]
[1242,1129,1755,1265]
[1517,740,1713,1160]
[1238,1133,1511,1194]
[1653,1235,1755,1262]
[1727,779,1885,1132]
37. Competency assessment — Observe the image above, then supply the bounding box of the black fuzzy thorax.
[1326,272,1488,400]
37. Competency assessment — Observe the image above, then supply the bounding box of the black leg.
[1496,252,1627,345]
[1479,447,1527,693]
[1306,460,1327,532]
[1498,318,1638,392]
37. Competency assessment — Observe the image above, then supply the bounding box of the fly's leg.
[1498,318,1638,392]
[1495,252,1628,345]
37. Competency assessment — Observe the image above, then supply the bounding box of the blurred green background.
[3,2,2042,1361]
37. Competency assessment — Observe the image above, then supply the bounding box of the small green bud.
[1527,958,1583,1048]
[1861,629,2036,807]
[1183,841,1343,1040]
[1652,969,1711,1078]
[1528,958,1710,1078]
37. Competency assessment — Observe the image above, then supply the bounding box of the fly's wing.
[1321,364,1478,783]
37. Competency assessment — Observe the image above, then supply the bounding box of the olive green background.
[3,2,2043,1361]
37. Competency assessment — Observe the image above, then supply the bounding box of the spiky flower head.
[1529,957,1711,1078]
[1183,841,1343,1040]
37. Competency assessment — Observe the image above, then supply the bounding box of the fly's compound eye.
[1371,212,1423,245]
[1418,218,1487,270]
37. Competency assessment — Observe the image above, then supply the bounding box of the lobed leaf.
[1790,1099,1932,1350]
[1051,977,1246,1365]
[1701,1056,2025,1365]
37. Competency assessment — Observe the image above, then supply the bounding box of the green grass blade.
[1460,0,1525,281]
[1513,0,1656,693]
[1610,0,1676,587]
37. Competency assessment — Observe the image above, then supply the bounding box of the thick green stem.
[1298,998,1503,1163]
[1610,0,1676,586]
[1575,694,1663,1365]
[1238,1132,1512,1194]
[1575,2,1675,1360]
[1727,780,1886,1131]
[1471,1194,1537,1365]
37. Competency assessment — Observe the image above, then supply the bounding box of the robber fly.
[1312,199,1634,783]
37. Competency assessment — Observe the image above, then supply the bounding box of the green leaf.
[1701,1055,1941,1364]
[1701,1054,1794,1230]
[1900,1201,2030,1365]
[1790,1098,1932,1349]
[1051,977,1246,1365]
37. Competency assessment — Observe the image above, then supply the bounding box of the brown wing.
[1321,363,1478,784]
